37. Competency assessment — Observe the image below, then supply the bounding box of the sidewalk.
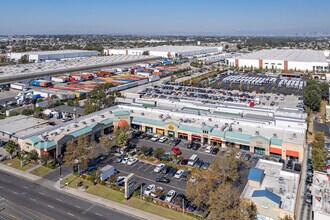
[24,163,43,173]
[0,163,168,220]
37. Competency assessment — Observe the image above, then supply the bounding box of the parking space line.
[144,164,153,171]
[137,163,147,169]
[130,162,140,168]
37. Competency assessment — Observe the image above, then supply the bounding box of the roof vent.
[109,110,113,114]
[100,114,105,118]
[255,131,259,135]
[91,118,95,122]
[214,124,218,128]
[292,133,296,138]
[273,133,277,138]
[238,128,242,132]
[130,110,134,113]
[202,122,206,126]
[83,121,87,125]
[208,118,212,122]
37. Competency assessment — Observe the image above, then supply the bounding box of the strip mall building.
[2,98,306,163]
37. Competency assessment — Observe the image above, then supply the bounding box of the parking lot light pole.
[140,185,143,199]
[182,198,185,214]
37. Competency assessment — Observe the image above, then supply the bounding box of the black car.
[168,167,178,176]
[145,134,152,140]
[170,138,181,146]
[306,175,313,185]
[294,163,302,172]
[115,154,125,163]
[192,142,201,151]
[186,142,192,149]
[173,193,188,206]
[307,158,312,166]
[201,162,210,170]
[210,148,219,155]
[194,159,203,168]
[181,170,191,181]
[162,165,171,174]
[143,147,153,156]
[156,176,170,183]
[286,160,293,169]
[139,133,146,139]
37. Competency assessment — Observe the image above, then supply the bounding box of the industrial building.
[241,159,300,219]
[226,49,329,72]
[7,50,99,63]
[104,46,220,58]
[2,97,307,163]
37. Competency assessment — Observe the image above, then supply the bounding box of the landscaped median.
[30,165,52,176]
[63,174,196,220]
[1,158,34,171]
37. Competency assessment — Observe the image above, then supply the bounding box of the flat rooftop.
[242,159,300,213]
[312,171,330,217]
[125,45,218,52]
[9,50,98,56]
[0,115,51,138]
[235,49,327,63]
[0,55,160,82]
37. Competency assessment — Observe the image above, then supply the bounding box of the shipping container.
[10,83,27,91]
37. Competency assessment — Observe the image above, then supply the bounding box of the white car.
[150,186,164,198]
[143,184,156,196]
[159,136,167,143]
[127,158,138,165]
[150,135,160,142]
[114,176,125,186]
[154,163,165,173]
[174,169,184,179]
[121,157,129,164]
[205,145,212,153]
[165,190,176,203]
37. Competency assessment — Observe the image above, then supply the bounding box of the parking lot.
[211,71,306,96]
[142,83,302,108]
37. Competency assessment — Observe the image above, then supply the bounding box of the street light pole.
[182,198,185,214]
[140,185,143,199]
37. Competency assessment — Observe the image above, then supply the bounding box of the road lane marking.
[0,185,3,189]
[56,198,62,202]
[130,162,139,168]
[137,163,147,169]
[13,191,19,195]
[39,192,45,195]
[82,204,95,214]
[30,198,36,202]
[67,213,74,216]
[23,186,29,189]
[95,213,103,217]
[47,205,54,209]
[75,205,81,209]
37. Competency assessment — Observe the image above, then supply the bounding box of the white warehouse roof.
[9,50,98,56]
[235,49,327,63]
[128,45,218,53]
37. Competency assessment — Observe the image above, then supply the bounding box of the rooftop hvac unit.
[202,122,206,126]
[292,133,297,138]
[100,114,105,118]
[130,110,134,113]
[214,124,218,128]
[208,118,212,122]
[255,131,259,135]
[238,128,242,132]
[141,112,144,116]
[91,118,95,122]
[109,111,113,114]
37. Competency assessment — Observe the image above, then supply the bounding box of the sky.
[1,0,330,36]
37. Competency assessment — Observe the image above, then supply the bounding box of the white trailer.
[99,165,116,181]
[10,83,27,91]
[51,76,66,83]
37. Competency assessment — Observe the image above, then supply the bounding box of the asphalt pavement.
[0,170,138,220]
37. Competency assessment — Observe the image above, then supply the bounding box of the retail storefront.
[145,126,153,133]
[211,138,222,146]
[286,150,299,162]
[254,147,266,156]
[270,147,282,159]
[191,135,201,143]
[178,132,188,140]
[156,128,165,135]
[240,144,250,152]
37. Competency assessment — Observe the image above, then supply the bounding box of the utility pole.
[140,185,143,199]
[182,198,185,215]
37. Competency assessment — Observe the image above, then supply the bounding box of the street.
[0,170,138,220]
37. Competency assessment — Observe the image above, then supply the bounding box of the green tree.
[28,150,39,161]
[21,108,34,116]
[312,131,327,171]
[18,54,29,64]
[99,135,111,154]
[5,140,17,154]
[280,215,293,220]
[304,89,321,111]
[84,83,118,114]
[117,132,127,147]
[319,82,329,101]
[67,99,75,106]
[153,147,165,159]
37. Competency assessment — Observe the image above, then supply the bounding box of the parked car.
[170,138,181,146]
[151,135,160,142]
[156,176,170,183]
[161,165,171,174]
[161,153,171,161]
[307,158,312,166]
[194,160,203,168]
[210,148,219,155]
[201,162,210,170]
[127,158,138,166]
[114,176,125,186]
[159,136,167,143]
[115,154,125,163]
[145,134,152,140]
[205,145,212,153]
[168,167,178,176]
[139,133,146,139]
[174,169,184,179]
[286,160,293,169]
[143,147,153,156]
[154,163,165,173]
[150,186,164,198]
[180,159,188,165]
[305,192,312,205]
[165,190,176,203]
[181,170,191,181]
[294,163,302,172]
[144,184,156,196]
[306,175,313,185]
[121,157,129,164]
[172,146,182,155]
[307,168,313,176]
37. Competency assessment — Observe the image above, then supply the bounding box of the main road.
[0,170,138,220]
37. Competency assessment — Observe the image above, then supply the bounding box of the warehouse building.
[241,159,300,219]
[104,46,220,58]
[7,50,99,63]
[226,49,329,72]
[7,97,306,163]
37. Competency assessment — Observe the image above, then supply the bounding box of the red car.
[180,159,188,165]
[172,146,182,155]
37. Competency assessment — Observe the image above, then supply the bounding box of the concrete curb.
[0,163,169,220]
